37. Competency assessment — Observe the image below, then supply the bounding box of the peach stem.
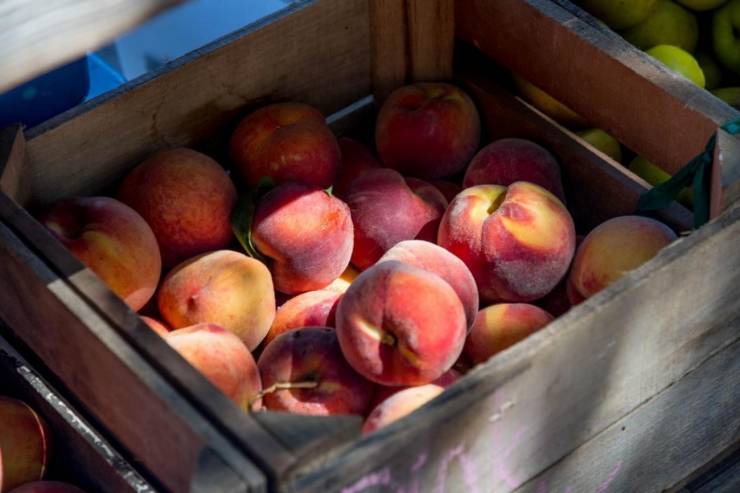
[248,380,319,411]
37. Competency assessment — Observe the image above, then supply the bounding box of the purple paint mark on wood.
[490,425,528,488]
[434,444,480,493]
[341,468,393,493]
[594,461,622,493]
[412,452,428,472]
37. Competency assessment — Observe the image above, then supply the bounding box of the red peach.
[438,182,576,302]
[378,240,479,329]
[463,138,566,202]
[257,327,374,416]
[336,261,467,386]
[0,397,49,492]
[9,482,86,493]
[345,168,447,270]
[464,303,554,365]
[158,250,275,350]
[369,368,461,410]
[264,290,342,346]
[230,102,340,188]
[334,138,382,198]
[568,216,677,300]
[376,83,480,179]
[431,180,463,203]
[140,316,170,337]
[165,324,261,410]
[252,183,353,294]
[362,384,444,434]
[40,197,160,312]
[324,266,360,294]
[118,148,236,268]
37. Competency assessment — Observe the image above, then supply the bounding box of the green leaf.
[324,185,334,196]
[231,191,268,263]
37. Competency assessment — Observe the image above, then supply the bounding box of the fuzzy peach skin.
[568,216,677,300]
[8,482,86,493]
[345,168,447,270]
[118,148,236,268]
[464,304,554,365]
[376,83,480,179]
[40,197,161,312]
[362,384,444,434]
[431,180,463,203]
[158,250,275,350]
[463,138,566,202]
[324,266,359,293]
[140,316,170,337]
[369,368,460,411]
[165,324,261,410]
[230,102,340,189]
[0,397,50,492]
[536,234,583,317]
[336,261,467,386]
[252,182,353,294]
[334,138,381,198]
[257,327,375,416]
[263,290,342,346]
[378,240,479,329]
[438,182,576,302]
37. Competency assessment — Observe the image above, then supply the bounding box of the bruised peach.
[336,261,467,386]
[257,327,374,416]
[118,148,236,268]
[334,138,381,198]
[140,316,170,337]
[362,384,444,434]
[376,83,480,179]
[438,182,575,302]
[568,216,677,300]
[345,168,447,270]
[463,138,566,202]
[264,290,342,346]
[378,240,478,329]
[252,183,353,294]
[158,250,275,350]
[0,397,49,492]
[464,304,554,365]
[230,102,340,188]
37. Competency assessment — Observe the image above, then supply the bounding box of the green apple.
[713,0,740,74]
[579,0,659,29]
[646,44,706,87]
[677,0,728,10]
[623,0,698,52]
[576,128,623,162]
[629,156,693,207]
[712,87,740,108]
[696,52,723,89]
[513,75,589,128]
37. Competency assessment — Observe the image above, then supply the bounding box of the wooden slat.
[406,0,454,82]
[681,450,740,493]
[0,331,155,493]
[0,0,180,93]
[283,200,740,492]
[455,0,740,213]
[369,0,408,103]
[0,125,29,204]
[20,0,371,209]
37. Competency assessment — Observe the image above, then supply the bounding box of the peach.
[40,197,160,312]
[376,83,480,179]
[536,234,584,316]
[362,384,444,434]
[345,168,447,270]
[140,316,170,337]
[264,290,342,346]
[370,368,461,410]
[257,327,374,416]
[464,304,554,365]
[118,148,236,268]
[334,138,381,198]
[463,138,566,202]
[230,102,340,189]
[378,240,479,329]
[252,183,353,294]
[568,216,677,300]
[0,397,49,492]
[431,180,463,203]
[438,182,576,302]
[8,482,86,493]
[165,324,261,410]
[336,261,467,386]
[324,266,359,293]
[158,250,275,350]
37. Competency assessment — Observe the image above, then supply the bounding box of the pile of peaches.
[39,82,677,434]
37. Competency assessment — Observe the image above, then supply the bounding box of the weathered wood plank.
[283,201,740,492]
[369,0,407,103]
[0,125,29,204]
[0,0,180,92]
[681,449,740,493]
[406,0,454,82]
[21,0,370,208]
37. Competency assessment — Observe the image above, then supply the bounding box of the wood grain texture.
[406,0,454,82]
[0,125,29,204]
[0,217,265,492]
[456,0,740,211]
[369,0,407,103]
[0,0,180,92]
[681,449,740,493]
[0,330,155,493]
[283,200,740,492]
[21,0,370,208]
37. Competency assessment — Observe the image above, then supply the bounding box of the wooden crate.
[0,0,738,492]
[0,327,155,493]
